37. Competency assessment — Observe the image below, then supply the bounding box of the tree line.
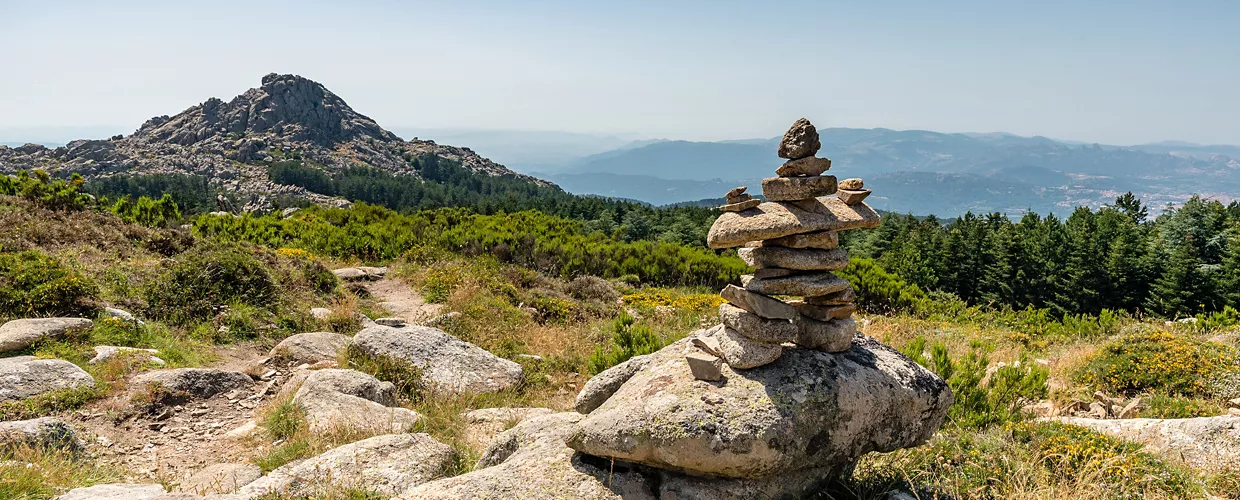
[843,193,1240,318]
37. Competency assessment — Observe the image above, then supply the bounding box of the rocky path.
[368,278,442,325]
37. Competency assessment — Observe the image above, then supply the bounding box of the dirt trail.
[367,278,442,324]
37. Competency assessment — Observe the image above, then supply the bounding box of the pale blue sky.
[2,0,1237,144]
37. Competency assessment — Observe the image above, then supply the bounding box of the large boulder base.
[0,417,81,452]
[129,368,251,402]
[0,318,93,353]
[351,325,523,394]
[176,463,262,494]
[0,356,95,402]
[237,433,454,497]
[566,335,953,480]
[707,197,880,249]
[574,354,651,414]
[292,368,421,433]
[54,484,167,500]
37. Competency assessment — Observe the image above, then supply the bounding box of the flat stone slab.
[742,272,851,297]
[0,356,95,402]
[794,317,857,353]
[738,247,849,271]
[0,318,93,353]
[791,301,856,321]
[758,230,838,249]
[775,157,831,177]
[839,189,872,205]
[720,284,796,320]
[719,198,761,212]
[805,287,856,305]
[708,197,881,249]
[761,175,837,202]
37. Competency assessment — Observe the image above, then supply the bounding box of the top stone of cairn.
[777,117,821,160]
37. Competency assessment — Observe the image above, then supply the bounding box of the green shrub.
[144,246,277,324]
[837,257,928,313]
[262,399,306,440]
[1142,394,1225,418]
[587,313,663,374]
[0,249,98,317]
[346,345,425,401]
[0,169,91,211]
[1074,330,1239,398]
[903,338,1048,429]
[421,265,463,304]
[108,193,181,227]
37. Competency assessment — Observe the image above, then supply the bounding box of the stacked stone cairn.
[689,118,881,376]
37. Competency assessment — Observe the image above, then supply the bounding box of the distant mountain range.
[524,129,1240,215]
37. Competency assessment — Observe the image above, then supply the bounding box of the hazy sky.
[2,0,1237,144]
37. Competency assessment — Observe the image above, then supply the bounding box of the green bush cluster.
[108,193,181,227]
[902,338,1048,429]
[0,170,91,211]
[1073,330,1239,398]
[143,245,277,325]
[0,249,98,318]
[588,313,663,374]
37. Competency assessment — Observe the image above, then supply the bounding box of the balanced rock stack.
[704,118,880,371]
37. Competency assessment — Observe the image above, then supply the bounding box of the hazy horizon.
[3,1,1238,146]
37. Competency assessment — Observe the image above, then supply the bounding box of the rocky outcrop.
[0,356,95,402]
[0,74,549,211]
[0,318,93,353]
[566,335,953,481]
[54,484,167,500]
[268,331,348,365]
[351,325,523,394]
[399,412,657,500]
[176,463,262,495]
[574,354,651,413]
[237,433,454,497]
[90,345,165,366]
[1051,415,1240,470]
[291,368,421,433]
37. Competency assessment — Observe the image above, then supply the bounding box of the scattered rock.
[177,463,262,494]
[720,285,796,320]
[775,156,831,177]
[331,268,371,281]
[741,271,851,297]
[574,354,652,414]
[0,417,81,452]
[268,331,349,365]
[566,335,953,480]
[838,189,872,205]
[129,369,251,404]
[375,317,406,327]
[398,413,656,500]
[725,186,748,203]
[103,307,144,325]
[351,325,523,394]
[0,356,95,402]
[237,433,454,497]
[761,175,837,201]
[777,118,821,160]
[90,346,165,366]
[292,369,421,433]
[737,246,849,271]
[712,325,783,369]
[0,318,93,353]
[309,307,333,319]
[758,230,838,249]
[707,197,881,249]
[54,484,167,500]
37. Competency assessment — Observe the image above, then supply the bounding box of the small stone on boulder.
[838,189,872,205]
[718,198,761,212]
[375,317,406,327]
[839,178,864,190]
[777,118,821,160]
[685,351,723,381]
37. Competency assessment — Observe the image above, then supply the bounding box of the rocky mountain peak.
[134,73,399,147]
